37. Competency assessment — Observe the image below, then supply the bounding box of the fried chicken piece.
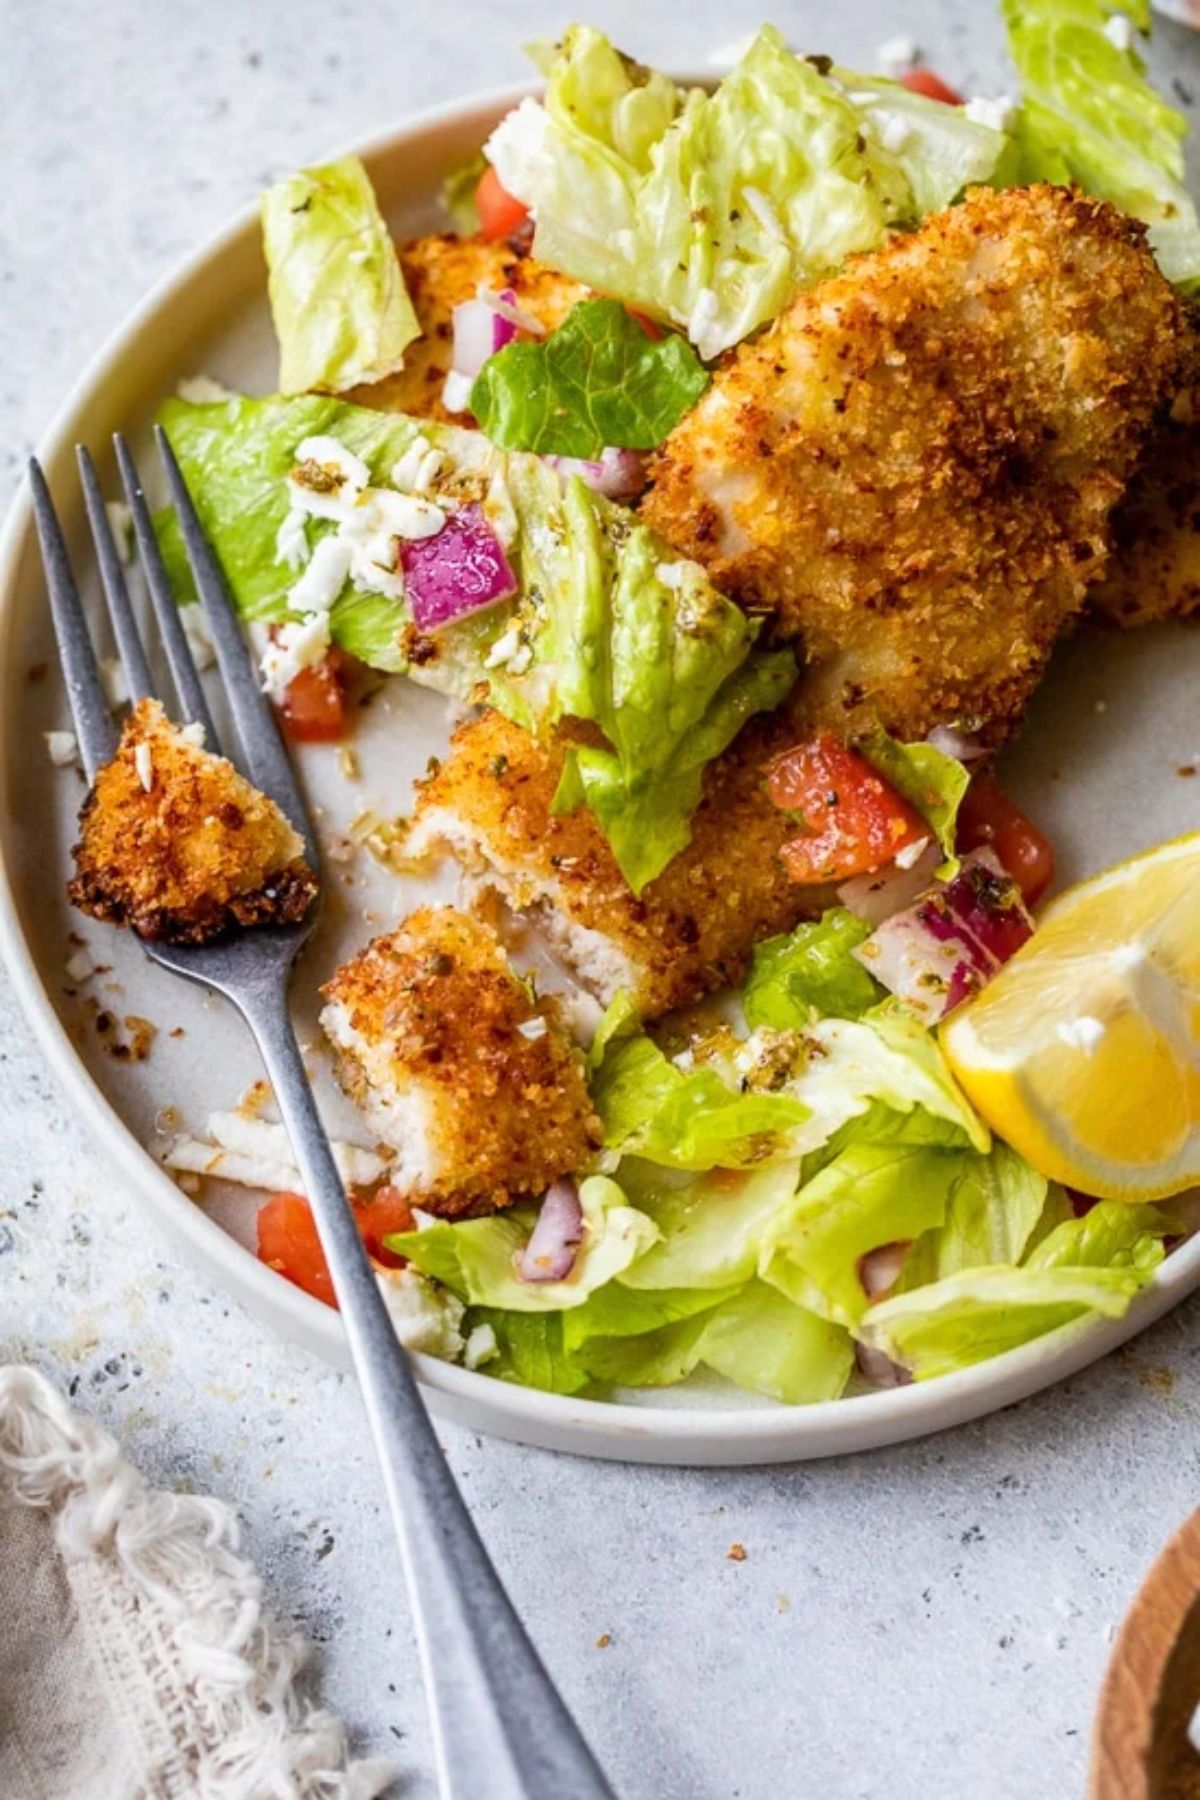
[407,710,834,1019]
[643,186,1191,744]
[1090,373,1200,627]
[69,699,316,942]
[321,905,599,1217]
[345,232,587,422]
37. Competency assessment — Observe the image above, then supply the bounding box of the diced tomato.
[256,1185,416,1308]
[624,305,663,341]
[956,771,1056,905]
[475,164,530,242]
[280,651,347,743]
[257,1191,336,1306]
[768,734,930,884]
[900,67,963,105]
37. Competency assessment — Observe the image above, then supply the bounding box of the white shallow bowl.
[2,84,1199,1466]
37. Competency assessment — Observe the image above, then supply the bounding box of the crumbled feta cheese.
[391,435,447,495]
[180,720,207,749]
[44,729,79,768]
[894,835,930,871]
[134,742,154,792]
[516,1016,548,1041]
[964,94,1017,133]
[484,623,523,669]
[1056,1016,1106,1053]
[259,613,333,702]
[105,500,134,564]
[655,560,691,591]
[99,657,130,710]
[464,1322,499,1370]
[176,372,237,404]
[377,1267,466,1363]
[340,489,443,601]
[288,534,352,614]
[180,603,216,672]
[275,507,310,571]
[1102,13,1134,51]
[285,436,371,520]
[508,641,533,675]
[442,370,475,415]
[877,35,918,73]
[878,115,913,154]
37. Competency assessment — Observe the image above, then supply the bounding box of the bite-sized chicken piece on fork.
[643,185,1192,745]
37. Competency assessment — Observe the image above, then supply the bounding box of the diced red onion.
[858,1240,911,1300]
[480,286,546,338]
[450,297,516,379]
[852,847,1034,1024]
[838,839,942,926]
[926,725,985,763]
[855,1341,912,1388]
[400,504,517,632]
[517,1179,584,1283]
[545,447,648,501]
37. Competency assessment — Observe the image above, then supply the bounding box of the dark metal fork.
[29,428,616,1800]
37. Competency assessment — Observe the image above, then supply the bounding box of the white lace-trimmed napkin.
[0,1366,396,1800]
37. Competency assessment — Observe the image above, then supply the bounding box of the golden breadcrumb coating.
[345,232,588,422]
[69,699,315,943]
[1091,366,1200,628]
[411,711,834,1020]
[643,186,1191,745]
[322,906,599,1218]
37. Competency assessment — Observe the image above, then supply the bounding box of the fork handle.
[239,979,617,1800]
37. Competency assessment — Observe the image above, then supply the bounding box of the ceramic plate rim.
[2,80,1198,1466]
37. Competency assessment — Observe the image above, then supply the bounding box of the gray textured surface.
[3,3,1200,1795]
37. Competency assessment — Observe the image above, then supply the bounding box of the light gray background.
[3,4,1200,1796]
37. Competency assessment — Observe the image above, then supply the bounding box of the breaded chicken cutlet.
[69,699,316,943]
[407,711,835,1018]
[321,905,599,1217]
[643,185,1191,744]
[346,233,587,422]
[1090,371,1200,628]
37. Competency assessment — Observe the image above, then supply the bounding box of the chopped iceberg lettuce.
[469,298,710,456]
[897,1142,1063,1290]
[742,908,881,1030]
[858,1201,1173,1379]
[157,392,790,889]
[859,729,970,870]
[487,25,1005,358]
[261,156,420,395]
[1002,0,1200,288]
[615,1161,806,1291]
[383,1176,658,1313]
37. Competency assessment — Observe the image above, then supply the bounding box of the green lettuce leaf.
[383,1176,658,1312]
[470,298,710,456]
[440,149,487,233]
[859,1200,1173,1379]
[467,1309,593,1395]
[261,156,420,396]
[615,1160,805,1291]
[897,1142,1061,1291]
[760,1142,963,1327]
[157,393,790,889]
[742,908,881,1030]
[591,1033,811,1171]
[487,25,1005,358]
[1002,0,1200,287]
[560,1279,743,1348]
[575,1280,854,1403]
[859,729,970,869]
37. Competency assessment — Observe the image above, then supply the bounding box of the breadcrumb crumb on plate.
[321,904,600,1217]
[68,698,317,944]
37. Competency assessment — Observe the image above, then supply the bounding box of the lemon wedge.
[941,833,1200,1201]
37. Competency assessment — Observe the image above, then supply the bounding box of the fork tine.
[154,425,315,860]
[28,458,116,781]
[77,446,154,703]
[114,432,219,749]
